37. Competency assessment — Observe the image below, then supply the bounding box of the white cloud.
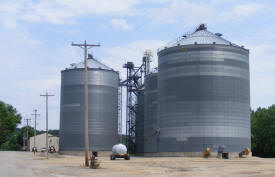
[0,0,267,29]
[0,27,45,129]
[219,2,266,22]
[0,26,74,130]
[110,18,133,31]
[2,19,17,29]
[0,0,25,29]
[248,44,275,109]
[145,0,266,27]
[146,0,215,26]
[0,0,140,27]
[253,25,275,42]
[233,3,265,16]
[99,40,166,78]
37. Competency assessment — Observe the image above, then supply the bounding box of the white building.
[29,133,59,152]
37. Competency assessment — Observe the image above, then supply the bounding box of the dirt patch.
[18,152,275,177]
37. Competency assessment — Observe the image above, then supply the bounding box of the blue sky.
[0,0,274,131]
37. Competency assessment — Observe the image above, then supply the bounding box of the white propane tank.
[112,144,127,154]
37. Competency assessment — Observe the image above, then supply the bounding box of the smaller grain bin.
[59,55,119,156]
[135,90,145,154]
[144,72,159,154]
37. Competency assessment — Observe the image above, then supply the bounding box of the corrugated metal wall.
[59,68,119,152]
[144,73,159,153]
[157,44,250,153]
[135,90,144,153]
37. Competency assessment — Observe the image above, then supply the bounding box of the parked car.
[49,146,56,153]
[21,147,26,151]
[41,147,47,152]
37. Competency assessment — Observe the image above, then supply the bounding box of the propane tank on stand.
[110,144,130,160]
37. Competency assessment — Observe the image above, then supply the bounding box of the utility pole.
[40,92,54,159]
[71,41,100,167]
[31,109,40,151]
[24,118,31,150]
[23,133,25,149]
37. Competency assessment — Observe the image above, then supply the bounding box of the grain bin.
[135,90,145,154]
[59,56,119,155]
[157,24,250,157]
[144,72,159,153]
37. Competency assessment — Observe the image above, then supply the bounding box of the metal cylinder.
[59,60,119,153]
[144,73,159,153]
[112,144,127,154]
[158,44,250,154]
[135,90,145,154]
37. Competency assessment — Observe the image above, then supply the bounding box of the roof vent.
[88,54,94,59]
[215,33,223,37]
[196,24,207,31]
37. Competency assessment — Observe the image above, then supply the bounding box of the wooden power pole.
[40,92,54,159]
[31,109,40,151]
[24,118,31,150]
[71,41,100,167]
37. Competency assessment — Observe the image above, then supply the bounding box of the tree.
[0,126,35,150]
[16,126,35,147]
[48,129,59,137]
[1,133,21,150]
[0,101,21,146]
[251,105,275,157]
[37,129,59,137]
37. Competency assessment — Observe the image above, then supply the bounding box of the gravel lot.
[1,151,275,177]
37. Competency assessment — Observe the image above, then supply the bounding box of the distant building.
[29,133,59,152]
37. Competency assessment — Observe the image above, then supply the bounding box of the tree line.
[0,101,59,151]
[251,105,275,157]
